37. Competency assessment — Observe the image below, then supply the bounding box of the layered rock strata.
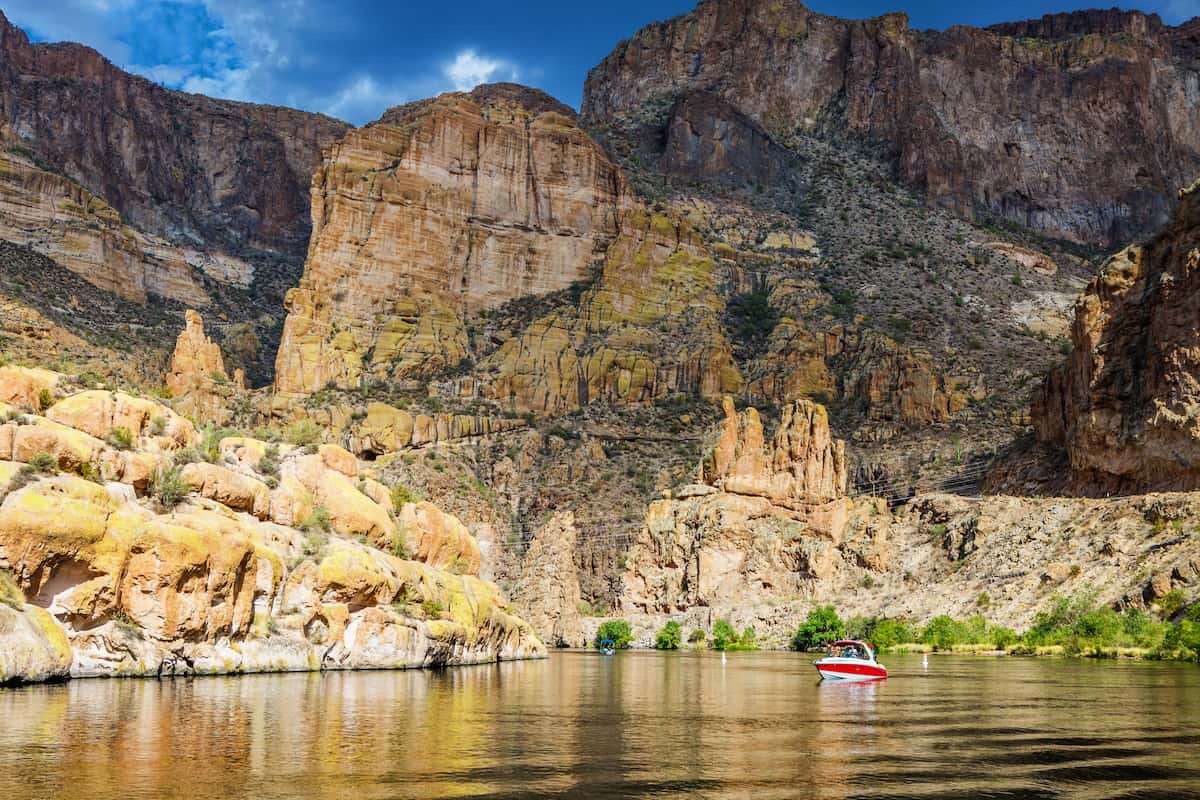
[0,12,348,268]
[275,84,742,413]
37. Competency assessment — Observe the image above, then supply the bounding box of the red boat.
[812,640,888,681]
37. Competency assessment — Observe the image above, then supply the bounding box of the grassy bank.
[791,590,1200,662]
[588,589,1200,662]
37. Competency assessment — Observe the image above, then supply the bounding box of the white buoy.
[922,654,929,670]
[722,652,727,665]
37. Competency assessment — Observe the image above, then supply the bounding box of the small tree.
[654,620,682,650]
[594,619,633,650]
[711,618,738,651]
[791,605,845,651]
[153,465,188,509]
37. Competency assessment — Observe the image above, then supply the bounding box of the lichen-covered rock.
[0,603,73,684]
[179,462,271,520]
[0,365,61,411]
[397,502,481,575]
[0,367,544,683]
[46,389,197,448]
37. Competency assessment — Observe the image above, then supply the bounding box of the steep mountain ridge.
[583,0,1200,247]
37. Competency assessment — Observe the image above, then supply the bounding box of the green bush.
[594,619,633,650]
[391,483,419,512]
[421,599,445,620]
[790,605,845,651]
[301,507,332,533]
[711,619,738,651]
[37,387,52,411]
[257,454,279,477]
[654,620,682,650]
[284,419,322,448]
[153,465,188,508]
[107,425,133,450]
[27,451,59,474]
[921,615,969,649]
[711,619,758,651]
[687,628,706,644]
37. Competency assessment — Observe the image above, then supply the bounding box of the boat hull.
[813,659,888,681]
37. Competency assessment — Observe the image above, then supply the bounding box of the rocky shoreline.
[0,360,545,686]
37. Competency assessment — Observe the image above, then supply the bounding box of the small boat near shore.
[813,640,888,682]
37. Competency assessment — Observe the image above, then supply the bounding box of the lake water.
[1,652,1198,799]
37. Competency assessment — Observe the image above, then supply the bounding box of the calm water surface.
[1,652,1198,799]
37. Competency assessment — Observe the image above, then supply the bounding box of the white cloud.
[444,48,518,92]
[3,1,530,124]
[321,75,411,122]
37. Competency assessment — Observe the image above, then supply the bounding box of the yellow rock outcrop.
[0,366,544,683]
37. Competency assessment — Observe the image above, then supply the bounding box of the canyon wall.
[1027,181,1200,494]
[583,0,1200,245]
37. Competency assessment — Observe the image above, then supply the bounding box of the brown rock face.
[0,12,348,264]
[701,396,846,505]
[619,397,856,616]
[583,0,1200,245]
[1030,182,1200,493]
[274,86,627,394]
[659,92,799,188]
[509,512,585,648]
[166,311,242,424]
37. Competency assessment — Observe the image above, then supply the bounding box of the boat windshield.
[828,642,871,660]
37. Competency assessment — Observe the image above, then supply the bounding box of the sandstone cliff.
[275,86,627,395]
[0,368,544,684]
[1023,181,1200,494]
[166,310,244,425]
[275,84,741,414]
[619,396,851,615]
[583,0,1200,245]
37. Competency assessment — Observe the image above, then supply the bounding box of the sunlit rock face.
[621,396,854,615]
[274,85,629,395]
[1026,182,1200,495]
[583,0,1200,246]
[0,367,545,684]
[273,83,743,412]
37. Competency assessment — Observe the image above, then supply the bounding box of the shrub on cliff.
[27,451,58,474]
[153,465,187,509]
[284,419,322,448]
[711,619,758,651]
[790,606,845,651]
[594,620,633,650]
[654,620,682,650]
[106,425,133,450]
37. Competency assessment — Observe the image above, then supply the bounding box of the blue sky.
[4,0,1198,125]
